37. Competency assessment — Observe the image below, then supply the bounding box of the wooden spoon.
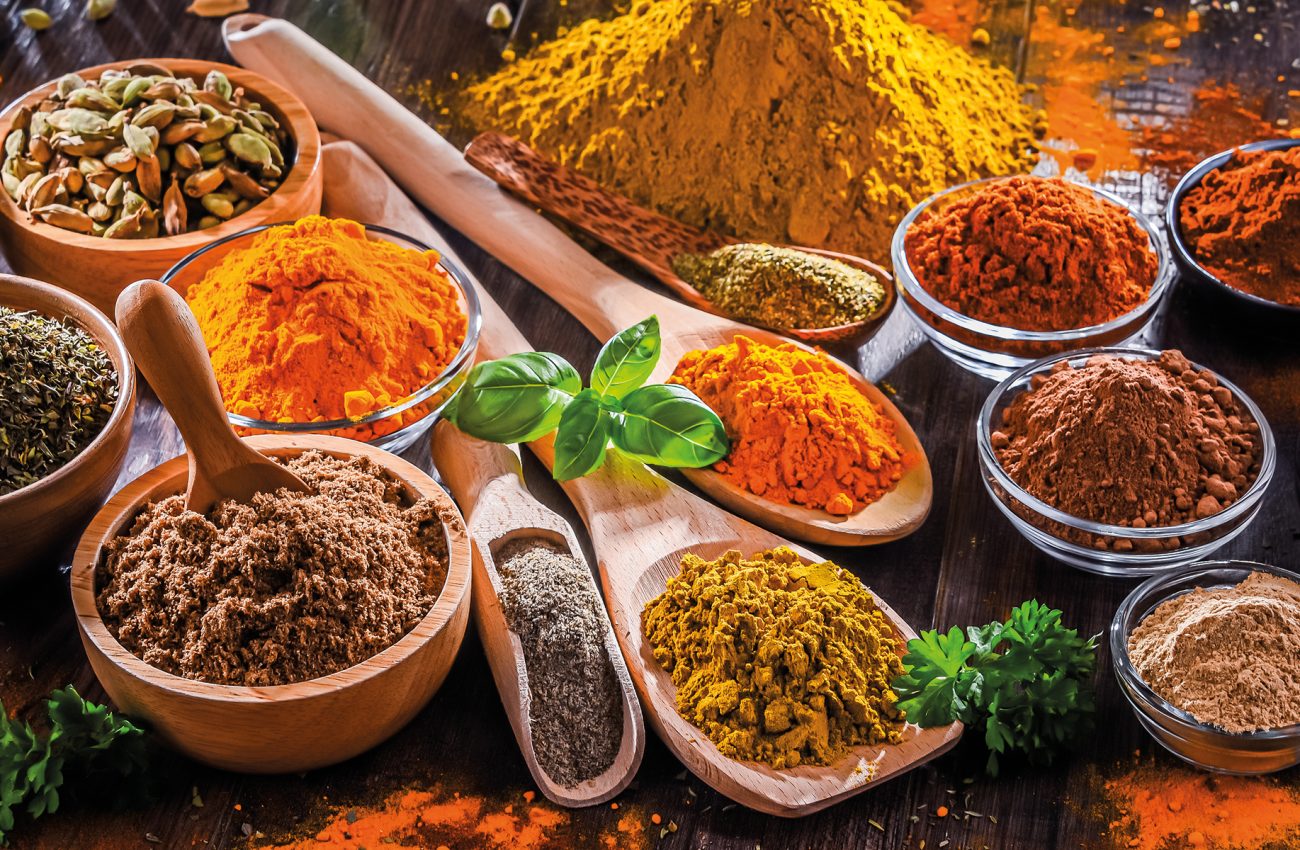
[464,131,896,345]
[114,279,309,514]
[430,422,645,807]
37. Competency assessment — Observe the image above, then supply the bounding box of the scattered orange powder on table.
[669,335,907,515]
[1104,764,1300,850]
[1139,81,1291,176]
[185,215,468,439]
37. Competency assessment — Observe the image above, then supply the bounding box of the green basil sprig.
[447,316,729,481]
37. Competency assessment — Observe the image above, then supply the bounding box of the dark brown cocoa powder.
[97,451,452,687]
[991,350,1261,530]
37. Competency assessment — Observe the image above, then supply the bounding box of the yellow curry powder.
[456,0,1038,260]
[185,216,467,436]
[643,547,906,769]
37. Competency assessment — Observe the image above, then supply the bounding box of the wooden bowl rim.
[0,57,321,251]
[0,273,137,506]
[69,434,472,703]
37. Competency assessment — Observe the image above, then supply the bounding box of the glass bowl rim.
[1110,560,1300,740]
[891,175,1174,341]
[976,345,1276,540]
[160,220,482,432]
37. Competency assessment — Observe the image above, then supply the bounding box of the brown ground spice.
[904,177,1158,331]
[97,451,451,687]
[992,350,1261,533]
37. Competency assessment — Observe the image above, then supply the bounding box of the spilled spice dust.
[257,787,648,849]
[1139,81,1292,176]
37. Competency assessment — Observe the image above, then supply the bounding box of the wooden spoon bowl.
[465,132,895,345]
[0,58,323,315]
[68,434,471,773]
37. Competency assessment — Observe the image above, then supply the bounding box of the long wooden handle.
[430,421,529,520]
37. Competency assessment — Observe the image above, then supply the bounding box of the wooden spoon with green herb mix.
[463,131,895,345]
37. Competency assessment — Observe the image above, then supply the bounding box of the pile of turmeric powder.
[454,0,1039,260]
[186,216,468,438]
[669,335,907,514]
[643,546,906,769]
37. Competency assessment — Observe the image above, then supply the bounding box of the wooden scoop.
[114,279,309,514]
[464,131,896,345]
[430,421,644,807]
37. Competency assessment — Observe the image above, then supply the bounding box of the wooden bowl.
[0,274,136,578]
[0,58,323,315]
[68,434,472,773]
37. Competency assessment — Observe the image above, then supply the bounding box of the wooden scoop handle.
[464,132,724,282]
[115,280,307,512]
[430,421,532,523]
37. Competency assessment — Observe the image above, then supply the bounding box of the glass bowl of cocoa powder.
[892,176,1174,381]
[1111,562,1300,774]
[976,347,1275,576]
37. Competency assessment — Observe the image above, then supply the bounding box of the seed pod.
[193,115,237,144]
[54,135,113,157]
[138,209,159,238]
[10,106,33,134]
[218,163,269,200]
[103,146,137,172]
[20,9,54,30]
[86,201,112,221]
[28,136,54,164]
[26,173,64,209]
[196,214,221,229]
[86,0,116,20]
[101,76,131,101]
[226,132,272,169]
[105,174,127,206]
[173,142,202,171]
[160,120,203,145]
[183,167,224,197]
[190,90,236,115]
[136,154,162,201]
[156,146,171,172]
[142,80,183,102]
[122,189,147,216]
[66,88,119,112]
[33,204,95,232]
[248,109,280,132]
[56,166,84,195]
[123,123,156,159]
[103,210,142,239]
[4,130,25,159]
[232,198,252,215]
[197,141,226,165]
[2,168,22,200]
[131,102,176,129]
[200,192,235,219]
[14,173,40,205]
[162,178,187,236]
[203,71,234,101]
[120,77,151,107]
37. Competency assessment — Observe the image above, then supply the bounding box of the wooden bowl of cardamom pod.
[0,274,137,578]
[0,58,322,315]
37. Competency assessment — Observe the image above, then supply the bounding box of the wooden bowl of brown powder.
[68,434,471,774]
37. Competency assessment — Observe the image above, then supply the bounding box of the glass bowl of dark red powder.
[892,176,1174,380]
[977,347,1275,576]
[1111,562,1300,774]
[1167,139,1300,323]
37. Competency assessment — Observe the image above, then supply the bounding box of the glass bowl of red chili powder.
[893,176,1173,380]
[976,347,1275,576]
[163,220,482,455]
[1167,138,1300,322]
[1111,561,1300,774]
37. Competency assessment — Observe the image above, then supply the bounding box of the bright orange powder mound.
[670,335,908,515]
[186,215,467,425]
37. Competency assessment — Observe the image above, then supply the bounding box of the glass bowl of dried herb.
[976,347,1275,576]
[162,219,482,454]
[892,176,1174,381]
[1111,561,1300,775]
[0,274,137,577]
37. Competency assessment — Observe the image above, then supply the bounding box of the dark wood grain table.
[2,1,1298,848]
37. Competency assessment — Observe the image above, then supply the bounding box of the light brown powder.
[1127,571,1300,733]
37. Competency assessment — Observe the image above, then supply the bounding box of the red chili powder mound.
[903,176,1158,331]
[1180,145,1300,307]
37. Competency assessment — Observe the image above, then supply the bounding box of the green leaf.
[553,390,613,481]
[591,316,660,400]
[612,384,729,468]
[448,352,581,443]
[894,627,976,727]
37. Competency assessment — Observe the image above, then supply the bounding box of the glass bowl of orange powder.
[892,176,1173,380]
[163,217,481,454]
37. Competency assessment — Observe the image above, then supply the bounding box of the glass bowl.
[891,177,1174,380]
[163,222,481,454]
[976,347,1275,576]
[1111,562,1300,774]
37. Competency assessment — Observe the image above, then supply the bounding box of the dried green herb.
[672,243,886,330]
[0,307,118,495]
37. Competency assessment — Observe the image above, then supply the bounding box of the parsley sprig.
[1,687,147,844]
[892,600,1098,775]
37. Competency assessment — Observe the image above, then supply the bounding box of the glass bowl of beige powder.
[1110,561,1300,775]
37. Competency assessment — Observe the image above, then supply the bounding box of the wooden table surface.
[1,1,1298,848]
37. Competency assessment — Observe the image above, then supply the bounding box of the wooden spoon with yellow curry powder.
[464,131,896,346]
[460,136,930,548]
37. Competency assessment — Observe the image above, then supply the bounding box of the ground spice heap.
[672,243,886,330]
[1180,145,1300,307]
[186,215,467,437]
[670,335,907,515]
[1128,571,1300,733]
[903,177,1158,331]
[97,451,451,686]
[495,538,622,788]
[454,0,1038,259]
[991,350,1261,547]
[0,307,117,495]
[643,546,905,769]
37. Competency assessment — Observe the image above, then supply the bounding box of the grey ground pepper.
[494,537,622,788]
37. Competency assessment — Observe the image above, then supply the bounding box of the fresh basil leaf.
[553,389,613,481]
[448,352,581,443]
[590,316,660,400]
[612,384,729,468]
